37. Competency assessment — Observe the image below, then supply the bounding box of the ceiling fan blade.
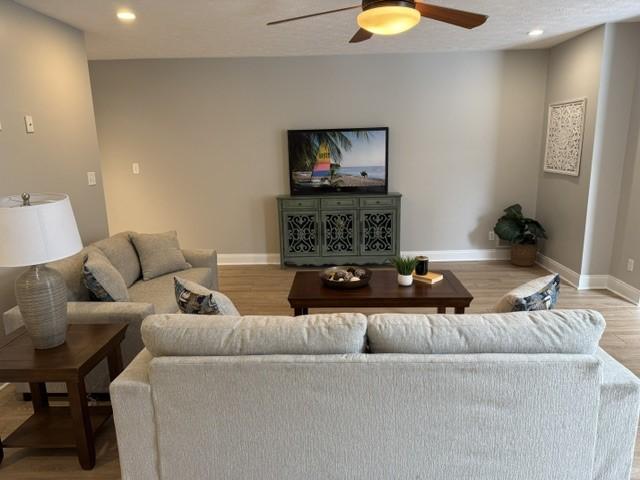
[267,5,361,26]
[350,28,374,43]
[415,3,488,29]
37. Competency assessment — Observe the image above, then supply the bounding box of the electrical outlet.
[488,231,496,242]
[87,172,97,186]
[24,115,34,133]
[132,163,140,175]
[627,258,635,272]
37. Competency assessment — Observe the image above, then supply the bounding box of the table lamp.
[0,193,82,349]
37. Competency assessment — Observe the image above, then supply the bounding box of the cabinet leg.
[67,380,95,470]
[0,435,4,464]
[437,306,446,314]
[294,307,308,316]
[454,307,466,314]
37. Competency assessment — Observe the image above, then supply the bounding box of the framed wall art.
[543,98,587,176]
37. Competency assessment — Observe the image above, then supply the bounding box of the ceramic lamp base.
[15,265,68,349]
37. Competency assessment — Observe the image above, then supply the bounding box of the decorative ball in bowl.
[320,266,372,289]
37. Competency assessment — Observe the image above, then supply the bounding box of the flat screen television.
[288,127,388,195]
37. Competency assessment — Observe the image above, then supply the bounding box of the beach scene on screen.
[289,130,386,191]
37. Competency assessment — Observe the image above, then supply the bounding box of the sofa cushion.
[141,313,367,357]
[131,231,191,281]
[495,274,560,313]
[94,232,141,287]
[367,310,605,354]
[128,267,213,314]
[174,276,239,315]
[47,245,102,301]
[83,251,129,302]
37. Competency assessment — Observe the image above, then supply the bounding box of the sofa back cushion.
[148,353,600,480]
[47,246,102,301]
[142,313,367,356]
[367,310,605,354]
[93,231,141,287]
[131,231,191,281]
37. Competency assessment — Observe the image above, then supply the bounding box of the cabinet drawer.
[321,198,357,209]
[281,198,319,210]
[360,197,397,208]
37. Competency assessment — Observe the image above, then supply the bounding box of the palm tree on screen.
[290,131,370,171]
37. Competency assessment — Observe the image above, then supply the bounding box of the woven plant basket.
[511,244,537,267]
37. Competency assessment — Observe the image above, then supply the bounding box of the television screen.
[288,127,388,195]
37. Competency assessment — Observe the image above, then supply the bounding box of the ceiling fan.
[267,0,488,43]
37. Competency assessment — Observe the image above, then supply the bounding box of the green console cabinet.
[277,193,401,267]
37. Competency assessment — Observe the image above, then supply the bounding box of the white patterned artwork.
[543,98,587,176]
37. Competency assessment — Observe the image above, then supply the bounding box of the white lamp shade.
[0,193,83,267]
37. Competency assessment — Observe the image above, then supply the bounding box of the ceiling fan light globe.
[357,6,420,35]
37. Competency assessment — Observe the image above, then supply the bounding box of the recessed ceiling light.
[528,29,544,37]
[117,10,136,22]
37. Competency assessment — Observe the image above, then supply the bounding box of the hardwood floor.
[1,261,639,479]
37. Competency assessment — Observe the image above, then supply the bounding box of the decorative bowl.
[320,266,372,289]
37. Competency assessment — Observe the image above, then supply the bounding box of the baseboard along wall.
[536,253,640,305]
[217,249,511,266]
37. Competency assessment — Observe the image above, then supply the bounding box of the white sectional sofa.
[2,231,218,393]
[111,309,640,480]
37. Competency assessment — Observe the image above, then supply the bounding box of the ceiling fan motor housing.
[362,0,417,11]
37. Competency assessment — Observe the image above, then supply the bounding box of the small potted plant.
[494,204,547,267]
[391,256,418,286]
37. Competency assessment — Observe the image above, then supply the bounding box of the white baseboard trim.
[607,276,640,305]
[537,253,640,305]
[401,248,511,262]
[218,253,280,265]
[578,275,609,290]
[218,248,510,266]
[536,253,581,288]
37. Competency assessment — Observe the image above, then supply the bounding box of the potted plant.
[493,204,547,267]
[391,256,418,286]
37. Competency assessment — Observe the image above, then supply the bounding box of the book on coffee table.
[413,271,444,285]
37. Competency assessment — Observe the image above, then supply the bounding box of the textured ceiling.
[16,0,640,60]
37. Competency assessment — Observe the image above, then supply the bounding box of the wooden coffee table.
[0,323,127,470]
[288,269,473,315]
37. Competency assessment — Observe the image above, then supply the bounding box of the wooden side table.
[0,323,127,470]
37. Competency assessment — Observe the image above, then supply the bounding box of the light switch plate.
[628,259,635,272]
[132,163,140,175]
[87,171,97,186]
[24,115,34,133]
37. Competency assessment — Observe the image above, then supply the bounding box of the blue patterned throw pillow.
[83,266,114,301]
[174,277,220,314]
[512,274,560,312]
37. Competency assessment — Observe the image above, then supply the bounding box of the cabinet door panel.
[360,210,396,256]
[322,210,357,256]
[283,212,319,256]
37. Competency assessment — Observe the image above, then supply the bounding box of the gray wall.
[0,0,109,319]
[610,28,640,289]
[582,23,640,276]
[89,51,548,255]
[535,27,605,274]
